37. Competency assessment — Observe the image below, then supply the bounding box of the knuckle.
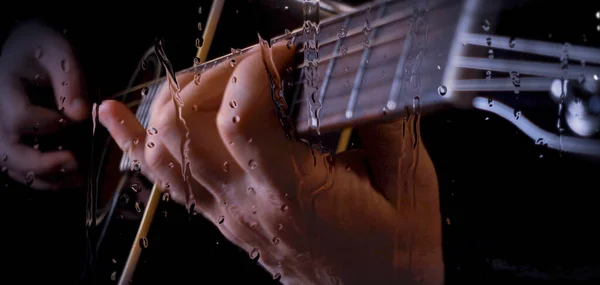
[216,111,246,141]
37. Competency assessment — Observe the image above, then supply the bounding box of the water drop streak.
[154,39,195,209]
[259,35,296,139]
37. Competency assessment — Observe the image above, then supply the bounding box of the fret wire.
[345,4,388,119]
[314,17,352,129]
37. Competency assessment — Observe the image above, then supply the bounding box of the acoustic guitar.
[89,0,600,283]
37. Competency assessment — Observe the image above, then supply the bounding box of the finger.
[217,40,309,192]
[151,72,195,110]
[1,142,78,176]
[152,81,234,194]
[99,99,215,209]
[151,46,259,113]
[150,50,261,192]
[2,20,88,122]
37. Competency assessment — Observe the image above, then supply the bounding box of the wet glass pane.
[1,0,600,284]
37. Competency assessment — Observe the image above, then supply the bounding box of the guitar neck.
[280,0,467,135]
[123,0,468,135]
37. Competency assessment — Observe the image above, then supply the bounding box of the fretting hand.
[99,41,444,285]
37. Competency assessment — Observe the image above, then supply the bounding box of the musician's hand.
[99,41,443,284]
[0,20,87,190]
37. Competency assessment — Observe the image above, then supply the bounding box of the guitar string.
[108,5,428,100]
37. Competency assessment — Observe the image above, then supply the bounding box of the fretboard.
[274,0,466,134]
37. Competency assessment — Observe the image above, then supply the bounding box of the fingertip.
[98,99,127,128]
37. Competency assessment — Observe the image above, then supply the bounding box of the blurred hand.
[0,20,88,190]
[99,40,443,285]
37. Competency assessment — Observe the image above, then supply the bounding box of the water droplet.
[250,221,258,229]
[1,166,7,173]
[57,145,63,150]
[119,194,130,206]
[340,44,348,55]
[130,160,141,172]
[277,223,283,231]
[594,74,598,81]
[141,60,148,70]
[35,47,43,58]
[482,19,490,31]
[250,248,260,260]
[61,60,70,72]
[33,143,39,150]
[133,138,139,145]
[285,29,291,35]
[139,237,149,248]
[168,162,175,169]
[437,65,441,70]
[247,137,253,143]
[195,38,203,49]
[220,199,228,207]
[248,160,257,169]
[110,272,116,281]
[192,104,199,112]
[62,81,69,87]
[363,24,371,36]
[165,182,171,189]
[130,183,141,192]
[596,11,600,19]
[25,171,35,185]
[194,57,201,66]
[218,215,225,224]
[222,161,229,172]
[337,27,347,39]
[514,110,521,120]
[273,273,282,280]
[247,187,255,195]
[280,204,288,212]
[147,127,158,135]
[272,236,281,245]
[229,59,236,67]
[232,116,240,123]
[509,37,516,48]
[229,100,237,108]
[147,142,155,148]
[135,201,142,212]
[231,76,237,83]
[140,87,148,96]
[162,192,170,202]
[344,80,350,87]
[344,66,349,73]
[119,119,125,124]
[437,85,447,96]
